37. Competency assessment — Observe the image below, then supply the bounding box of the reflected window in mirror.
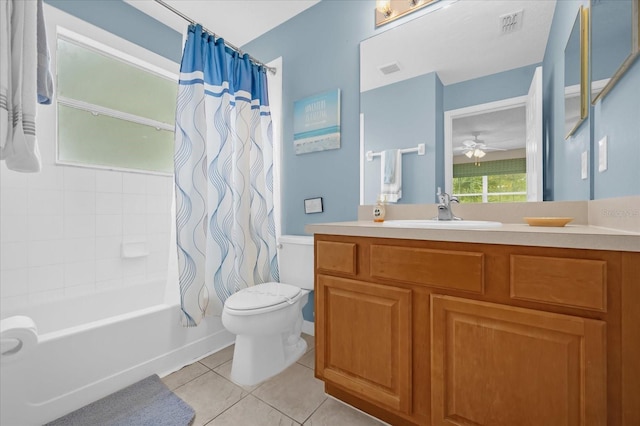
[564,5,589,139]
[453,158,527,204]
[591,0,640,104]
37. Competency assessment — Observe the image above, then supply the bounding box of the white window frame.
[43,4,180,175]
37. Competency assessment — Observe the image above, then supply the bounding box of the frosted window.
[56,36,176,174]
[58,105,174,174]
[57,38,177,123]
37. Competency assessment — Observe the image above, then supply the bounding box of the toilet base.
[230,333,307,386]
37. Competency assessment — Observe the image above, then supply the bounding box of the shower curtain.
[174,25,278,326]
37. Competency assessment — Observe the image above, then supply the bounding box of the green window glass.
[56,36,177,174]
[453,158,527,203]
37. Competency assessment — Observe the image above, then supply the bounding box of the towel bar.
[366,143,425,161]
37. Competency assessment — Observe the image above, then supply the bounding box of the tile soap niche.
[121,240,149,258]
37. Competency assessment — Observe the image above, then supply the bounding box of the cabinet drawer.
[316,241,357,276]
[510,255,607,311]
[370,245,484,293]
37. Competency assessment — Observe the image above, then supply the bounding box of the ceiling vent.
[500,9,524,34]
[378,62,401,75]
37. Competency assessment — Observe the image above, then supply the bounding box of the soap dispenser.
[373,195,386,222]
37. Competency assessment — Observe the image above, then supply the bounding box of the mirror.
[591,0,640,104]
[360,0,555,205]
[564,6,589,139]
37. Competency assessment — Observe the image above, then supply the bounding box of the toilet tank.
[278,235,314,290]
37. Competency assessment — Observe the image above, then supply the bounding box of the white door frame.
[445,67,543,201]
[444,95,528,195]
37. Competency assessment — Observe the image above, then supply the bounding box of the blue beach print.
[293,89,341,154]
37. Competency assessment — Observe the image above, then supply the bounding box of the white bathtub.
[0,280,234,426]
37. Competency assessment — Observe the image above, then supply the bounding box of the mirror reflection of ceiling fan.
[454,132,506,165]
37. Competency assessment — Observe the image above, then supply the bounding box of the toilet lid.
[225,282,301,311]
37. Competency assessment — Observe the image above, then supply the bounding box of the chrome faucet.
[436,189,461,221]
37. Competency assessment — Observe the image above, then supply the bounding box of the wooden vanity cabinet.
[314,234,640,426]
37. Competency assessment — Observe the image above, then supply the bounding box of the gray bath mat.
[45,374,195,426]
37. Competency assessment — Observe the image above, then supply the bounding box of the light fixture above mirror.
[375,0,441,27]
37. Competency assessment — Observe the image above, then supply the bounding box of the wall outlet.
[581,151,588,180]
[598,136,608,172]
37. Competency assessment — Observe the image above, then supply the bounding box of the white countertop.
[305,221,640,252]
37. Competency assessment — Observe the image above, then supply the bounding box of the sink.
[382,220,502,229]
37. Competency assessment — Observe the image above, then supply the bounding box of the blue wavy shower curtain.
[174,25,278,326]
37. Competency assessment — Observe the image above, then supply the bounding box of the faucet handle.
[450,196,459,204]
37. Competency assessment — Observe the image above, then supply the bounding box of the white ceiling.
[125,0,319,47]
[453,106,526,155]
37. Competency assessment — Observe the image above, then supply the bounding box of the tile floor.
[162,334,386,426]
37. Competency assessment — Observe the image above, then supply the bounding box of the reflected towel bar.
[366,143,425,161]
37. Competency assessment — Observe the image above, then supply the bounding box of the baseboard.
[302,320,314,336]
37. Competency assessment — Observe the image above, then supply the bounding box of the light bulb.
[376,0,393,17]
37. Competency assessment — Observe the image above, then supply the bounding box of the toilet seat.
[224,282,302,316]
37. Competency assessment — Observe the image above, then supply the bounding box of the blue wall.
[591,0,634,82]
[361,72,442,205]
[592,59,640,198]
[444,63,540,111]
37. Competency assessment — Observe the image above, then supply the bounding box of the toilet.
[221,235,314,386]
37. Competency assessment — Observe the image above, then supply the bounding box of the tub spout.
[1,316,38,363]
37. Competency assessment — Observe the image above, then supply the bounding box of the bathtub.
[0,280,234,426]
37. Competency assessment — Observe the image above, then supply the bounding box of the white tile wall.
[28,189,64,216]
[95,215,123,237]
[97,192,123,215]
[1,188,27,216]
[0,161,173,311]
[0,268,29,297]
[1,242,28,270]
[96,170,123,193]
[28,215,64,241]
[64,167,96,192]
[29,240,65,266]
[1,214,27,243]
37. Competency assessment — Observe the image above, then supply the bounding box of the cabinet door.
[316,275,412,414]
[431,295,606,426]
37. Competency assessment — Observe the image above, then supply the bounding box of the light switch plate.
[598,136,608,172]
[581,151,588,180]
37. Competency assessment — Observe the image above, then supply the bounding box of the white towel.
[381,149,402,202]
[0,0,43,172]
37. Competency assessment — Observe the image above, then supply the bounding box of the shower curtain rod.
[153,0,276,75]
